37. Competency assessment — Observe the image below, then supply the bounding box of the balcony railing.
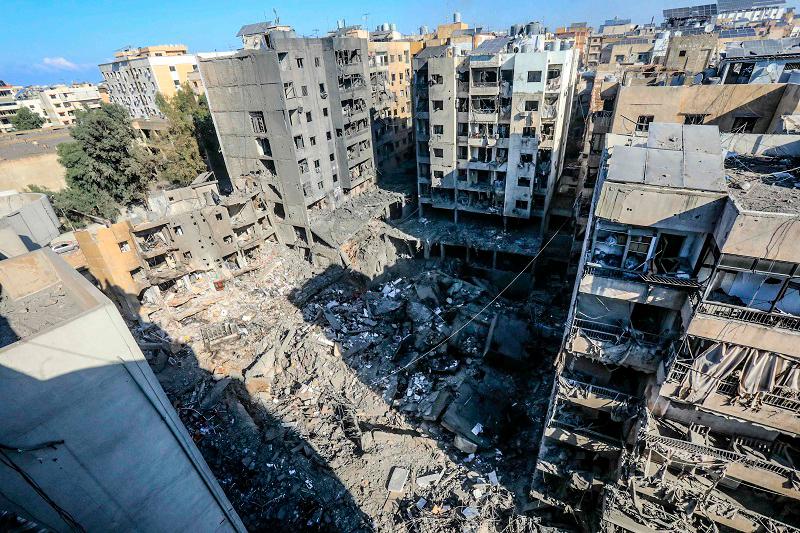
[472,80,499,88]
[698,301,800,333]
[584,264,701,290]
[572,318,661,345]
[559,376,640,404]
[666,360,800,414]
[646,434,798,479]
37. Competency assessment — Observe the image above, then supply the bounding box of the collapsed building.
[531,123,800,531]
[412,29,578,243]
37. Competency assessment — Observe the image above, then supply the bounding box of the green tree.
[11,106,44,130]
[155,84,210,185]
[51,103,156,223]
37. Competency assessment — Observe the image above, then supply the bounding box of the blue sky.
[2,0,680,86]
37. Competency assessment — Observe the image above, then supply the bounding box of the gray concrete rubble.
[130,232,569,531]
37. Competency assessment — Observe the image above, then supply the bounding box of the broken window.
[524,100,539,112]
[527,70,542,82]
[294,135,304,149]
[249,111,266,133]
[517,177,531,188]
[515,199,528,210]
[732,116,759,133]
[301,85,308,96]
[256,138,272,157]
[283,82,296,99]
[432,100,444,111]
[433,148,443,158]
[678,50,687,57]
[636,115,654,132]
[174,225,183,236]
[433,125,444,135]
[118,241,131,252]
[296,57,304,68]
[522,127,536,138]
[306,111,313,122]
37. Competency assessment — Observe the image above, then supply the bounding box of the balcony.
[645,433,800,500]
[568,318,669,372]
[698,301,800,333]
[585,264,700,290]
[557,376,640,413]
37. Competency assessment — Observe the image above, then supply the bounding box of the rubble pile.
[134,240,567,531]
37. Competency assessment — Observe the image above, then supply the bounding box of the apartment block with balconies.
[412,33,577,236]
[532,122,800,531]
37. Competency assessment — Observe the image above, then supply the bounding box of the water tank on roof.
[390,23,397,31]
[525,22,542,35]
[510,24,522,36]
[381,23,390,31]
[454,12,461,23]
[420,25,429,34]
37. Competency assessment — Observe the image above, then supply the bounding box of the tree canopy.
[11,106,44,130]
[155,84,213,186]
[50,103,157,223]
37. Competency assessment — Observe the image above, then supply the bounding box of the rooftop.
[605,123,727,193]
[725,155,800,214]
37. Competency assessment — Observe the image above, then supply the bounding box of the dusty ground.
[133,240,569,532]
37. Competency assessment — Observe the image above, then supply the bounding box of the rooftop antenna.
[363,12,370,29]
[313,28,320,37]
[273,8,280,24]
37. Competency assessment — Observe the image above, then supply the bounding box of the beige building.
[609,83,800,136]
[98,45,198,119]
[0,82,22,133]
[369,39,418,175]
[38,83,102,126]
[664,33,717,74]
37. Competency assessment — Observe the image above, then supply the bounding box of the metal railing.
[559,377,640,404]
[667,360,800,414]
[646,434,798,478]
[548,418,623,447]
[472,80,499,87]
[572,318,662,345]
[584,264,701,290]
[698,301,800,332]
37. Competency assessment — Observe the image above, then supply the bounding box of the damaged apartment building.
[73,173,278,319]
[531,123,800,532]
[198,22,386,262]
[413,27,578,244]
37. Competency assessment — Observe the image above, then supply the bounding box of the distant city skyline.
[2,0,688,86]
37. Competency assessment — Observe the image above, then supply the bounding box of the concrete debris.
[387,466,410,494]
[131,238,566,531]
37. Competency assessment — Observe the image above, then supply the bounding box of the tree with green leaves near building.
[11,106,44,131]
[155,83,226,186]
[44,103,157,224]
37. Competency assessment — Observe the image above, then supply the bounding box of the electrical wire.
[371,216,572,386]
[0,449,85,533]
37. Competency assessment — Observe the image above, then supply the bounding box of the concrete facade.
[199,23,377,253]
[0,249,244,532]
[413,33,578,234]
[532,124,800,531]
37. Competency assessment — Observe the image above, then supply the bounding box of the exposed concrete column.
[440,243,445,259]
[492,250,498,269]
[423,241,431,259]
[454,209,459,224]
